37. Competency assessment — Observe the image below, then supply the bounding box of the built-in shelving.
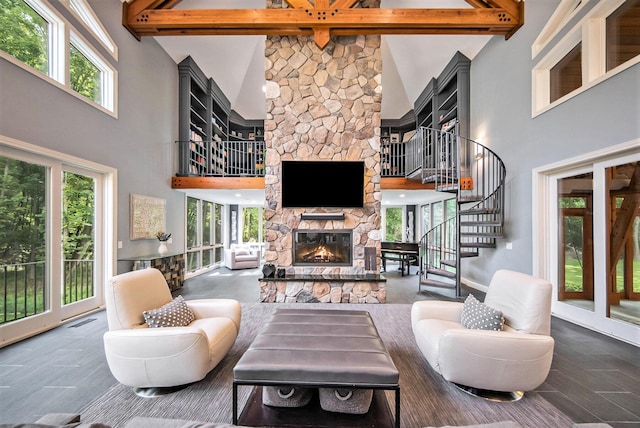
[414,52,470,138]
[177,56,264,177]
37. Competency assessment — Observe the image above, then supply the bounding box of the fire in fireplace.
[293,230,352,266]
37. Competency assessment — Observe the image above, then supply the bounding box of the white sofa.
[411,269,555,396]
[224,244,260,270]
[103,268,241,390]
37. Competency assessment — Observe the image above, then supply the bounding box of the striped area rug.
[80,303,573,428]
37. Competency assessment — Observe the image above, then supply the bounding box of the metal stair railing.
[415,127,506,297]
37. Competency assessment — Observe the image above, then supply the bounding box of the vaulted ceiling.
[124,0,523,120]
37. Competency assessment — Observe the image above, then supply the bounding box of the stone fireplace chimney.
[263,0,382,277]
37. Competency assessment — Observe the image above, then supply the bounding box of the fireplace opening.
[293,230,352,266]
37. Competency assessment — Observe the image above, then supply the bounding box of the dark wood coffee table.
[232,308,400,427]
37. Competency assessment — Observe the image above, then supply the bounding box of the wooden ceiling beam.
[125,8,520,32]
[123,0,524,46]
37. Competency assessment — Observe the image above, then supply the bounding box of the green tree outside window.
[0,0,49,74]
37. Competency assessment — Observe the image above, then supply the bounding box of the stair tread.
[460,251,479,257]
[458,196,484,203]
[460,221,503,227]
[460,209,500,215]
[427,268,456,278]
[440,259,456,267]
[461,232,505,238]
[460,242,497,248]
[420,278,456,289]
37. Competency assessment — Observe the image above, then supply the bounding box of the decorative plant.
[155,231,171,242]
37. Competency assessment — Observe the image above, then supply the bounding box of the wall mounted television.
[281,160,365,208]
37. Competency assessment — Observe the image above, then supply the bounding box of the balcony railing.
[178,140,265,177]
[178,138,409,178]
[1,259,94,325]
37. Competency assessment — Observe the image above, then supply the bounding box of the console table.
[119,252,184,292]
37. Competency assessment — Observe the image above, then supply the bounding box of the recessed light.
[399,194,405,198]
[235,193,242,198]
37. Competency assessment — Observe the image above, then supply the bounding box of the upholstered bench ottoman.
[232,308,400,427]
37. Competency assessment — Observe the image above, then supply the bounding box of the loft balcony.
[171,139,434,191]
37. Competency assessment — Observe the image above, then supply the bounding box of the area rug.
[80,303,574,428]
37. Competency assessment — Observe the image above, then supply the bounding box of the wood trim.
[171,176,265,190]
[381,177,435,190]
[172,176,434,191]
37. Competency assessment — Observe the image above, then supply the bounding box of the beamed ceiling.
[124,0,523,204]
[123,0,523,48]
[121,0,523,120]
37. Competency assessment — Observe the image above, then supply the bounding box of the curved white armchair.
[103,268,241,393]
[411,269,554,399]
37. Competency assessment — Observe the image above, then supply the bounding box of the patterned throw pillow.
[460,294,504,331]
[143,295,196,328]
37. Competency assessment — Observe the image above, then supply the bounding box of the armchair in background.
[224,244,260,270]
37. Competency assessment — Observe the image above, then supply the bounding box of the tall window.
[0,156,47,324]
[383,207,404,242]
[61,171,95,305]
[557,175,594,304]
[242,207,262,243]
[186,197,224,275]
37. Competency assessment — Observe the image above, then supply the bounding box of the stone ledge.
[259,278,386,304]
[260,274,386,282]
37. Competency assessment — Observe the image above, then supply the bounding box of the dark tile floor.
[0,263,638,426]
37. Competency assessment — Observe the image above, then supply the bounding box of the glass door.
[59,168,101,319]
[0,149,108,345]
[606,161,640,325]
[557,187,594,305]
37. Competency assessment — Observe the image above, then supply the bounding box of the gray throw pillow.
[143,295,196,328]
[460,294,504,331]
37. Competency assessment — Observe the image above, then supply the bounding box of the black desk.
[381,242,419,276]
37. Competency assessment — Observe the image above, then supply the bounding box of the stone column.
[264,0,382,277]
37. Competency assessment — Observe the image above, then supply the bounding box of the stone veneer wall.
[262,1,382,302]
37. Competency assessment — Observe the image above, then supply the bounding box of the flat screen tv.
[281,160,365,208]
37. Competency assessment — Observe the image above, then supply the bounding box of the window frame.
[0,0,117,116]
[532,0,640,117]
[61,0,117,60]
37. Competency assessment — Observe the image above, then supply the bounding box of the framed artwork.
[130,194,166,240]
[390,133,400,143]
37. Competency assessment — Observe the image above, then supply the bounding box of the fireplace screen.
[293,230,352,266]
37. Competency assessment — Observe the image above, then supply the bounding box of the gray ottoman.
[233,308,400,426]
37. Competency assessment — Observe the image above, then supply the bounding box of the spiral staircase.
[405,127,507,297]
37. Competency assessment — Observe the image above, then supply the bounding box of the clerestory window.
[606,0,640,71]
[532,0,640,116]
[0,0,117,115]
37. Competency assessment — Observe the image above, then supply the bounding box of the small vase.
[158,242,168,256]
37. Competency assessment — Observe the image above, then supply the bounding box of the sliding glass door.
[0,147,107,345]
[536,148,640,346]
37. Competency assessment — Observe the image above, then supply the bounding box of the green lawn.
[564,257,640,293]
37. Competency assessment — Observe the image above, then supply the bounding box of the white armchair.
[224,244,260,270]
[411,269,555,400]
[103,268,241,395]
